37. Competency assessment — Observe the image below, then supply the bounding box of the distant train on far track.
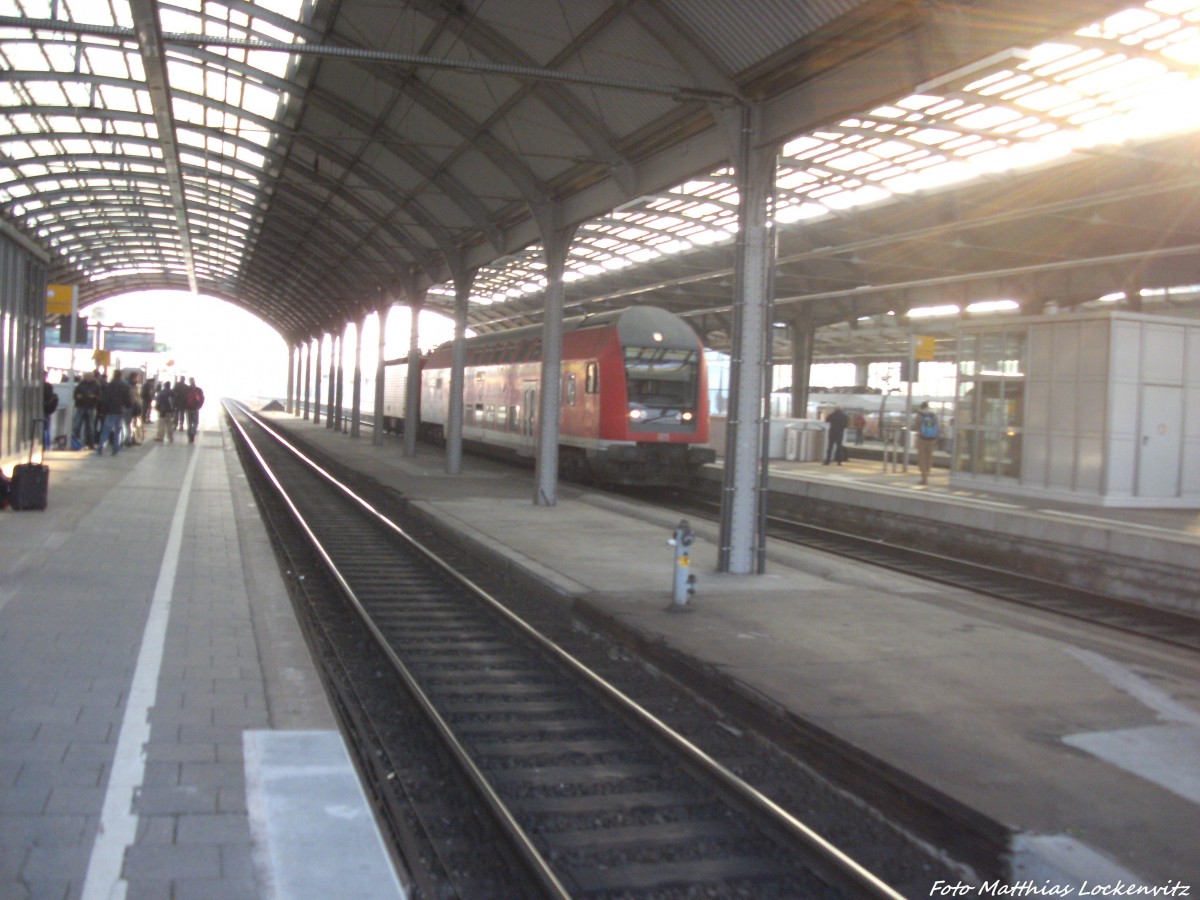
[382,306,716,485]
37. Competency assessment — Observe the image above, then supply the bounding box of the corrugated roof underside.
[664,0,870,73]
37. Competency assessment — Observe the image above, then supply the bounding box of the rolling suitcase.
[11,420,49,511]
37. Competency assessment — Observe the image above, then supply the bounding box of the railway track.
[224,401,907,899]
[668,492,1200,654]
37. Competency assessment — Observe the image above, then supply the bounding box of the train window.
[565,373,577,406]
[585,361,599,393]
[623,347,698,408]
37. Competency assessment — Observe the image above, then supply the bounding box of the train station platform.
[258,409,1199,894]
[0,421,406,899]
[4,406,1197,897]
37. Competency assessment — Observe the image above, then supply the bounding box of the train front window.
[623,347,698,416]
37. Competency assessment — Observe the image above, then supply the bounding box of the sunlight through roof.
[0,0,309,291]
[3,1,1200,314]
[465,0,1200,307]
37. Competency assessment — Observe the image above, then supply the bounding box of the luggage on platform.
[11,420,48,511]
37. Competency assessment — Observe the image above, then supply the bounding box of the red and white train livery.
[382,305,715,485]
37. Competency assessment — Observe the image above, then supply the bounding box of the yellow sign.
[93,349,111,366]
[46,283,76,316]
[914,334,936,361]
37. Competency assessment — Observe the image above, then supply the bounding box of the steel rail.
[226,399,907,900]
[224,400,572,899]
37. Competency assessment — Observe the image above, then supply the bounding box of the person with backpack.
[72,371,102,449]
[96,370,133,456]
[182,377,205,444]
[154,381,177,443]
[915,401,939,485]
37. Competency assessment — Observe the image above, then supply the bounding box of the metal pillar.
[372,303,389,447]
[445,270,474,475]
[350,316,363,438]
[718,104,777,575]
[335,329,345,432]
[326,334,337,430]
[312,337,322,424]
[533,221,576,507]
[404,293,424,459]
[303,339,312,420]
[285,343,295,414]
[293,344,303,416]
[789,314,814,420]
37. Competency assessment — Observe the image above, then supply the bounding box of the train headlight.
[680,410,694,422]
[628,408,645,420]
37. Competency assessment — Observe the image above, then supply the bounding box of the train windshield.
[623,347,698,408]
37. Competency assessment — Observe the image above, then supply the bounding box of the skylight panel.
[61,82,99,109]
[952,106,1025,130]
[1012,84,1084,112]
[3,42,50,70]
[1157,29,1200,63]
[85,47,131,77]
[98,84,142,113]
[25,81,67,105]
[909,128,959,146]
[1089,7,1163,37]
[240,82,281,119]
[825,150,885,172]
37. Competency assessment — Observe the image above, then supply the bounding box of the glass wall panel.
[953,325,1028,482]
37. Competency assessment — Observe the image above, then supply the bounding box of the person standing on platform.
[72,371,101,449]
[140,376,155,430]
[154,380,176,443]
[182,377,205,444]
[124,372,143,446]
[96,370,132,456]
[42,373,59,449]
[173,377,187,431]
[823,405,849,466]
[915,401,939,485]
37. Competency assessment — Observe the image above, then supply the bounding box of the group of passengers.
[71,370,205,456]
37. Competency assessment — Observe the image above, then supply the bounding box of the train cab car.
[413,305,715,485]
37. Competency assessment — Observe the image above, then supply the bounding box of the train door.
[1136,384,1181,498]
[518,383,537,456]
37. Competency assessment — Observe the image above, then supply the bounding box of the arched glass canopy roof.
[3,0,1199,351]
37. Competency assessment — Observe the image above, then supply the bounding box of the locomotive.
[382,305,715,485]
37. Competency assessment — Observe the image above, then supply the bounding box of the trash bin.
[785,421,826,461]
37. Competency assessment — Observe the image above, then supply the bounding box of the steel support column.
[313,337,323,425]
[326,334,337,430]
[285,343,295,414]
[534,222,577,507]
[789,313,814,420]
[303,339,312,420]
[404,293,424,459]
[719,105,777,575]
[445,270,475,475]
[335,330,345,432]
[350,316,364,438]
[372,304,389,447]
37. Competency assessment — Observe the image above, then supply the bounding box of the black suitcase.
[12,420,48,511]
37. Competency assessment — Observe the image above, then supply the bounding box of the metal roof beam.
[127,0,198,295]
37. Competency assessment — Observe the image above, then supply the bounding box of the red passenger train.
[382,306,715,485]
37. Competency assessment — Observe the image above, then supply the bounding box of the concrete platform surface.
[0,421,405,900]
[266,410,1200,895]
